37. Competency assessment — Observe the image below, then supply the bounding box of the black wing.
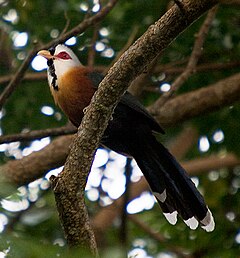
[87,71,164,134]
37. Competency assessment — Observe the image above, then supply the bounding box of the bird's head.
[38,44,81,90]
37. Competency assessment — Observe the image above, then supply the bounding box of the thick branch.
[50,0,218,252]
[149,72,240,128]
[0,135,73,186]
[182,153,240,175]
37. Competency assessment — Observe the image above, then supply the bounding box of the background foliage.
[0,0,240,257]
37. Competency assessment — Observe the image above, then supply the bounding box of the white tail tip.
[163,211,178,225]
[201,209,215,232]
[184,217,199,230]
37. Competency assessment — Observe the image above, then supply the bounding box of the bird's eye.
[56,51,72,60]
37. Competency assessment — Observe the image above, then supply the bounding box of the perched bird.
[38,44,215,232]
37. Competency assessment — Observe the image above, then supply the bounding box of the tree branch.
[149,72,240,128]
[87,24,100,67]
[49,0,218,253]
[0,124,76,144]
[182,153,240,175]
[39,0,119,50]
[0,48,37,110]
[0,135,73,186]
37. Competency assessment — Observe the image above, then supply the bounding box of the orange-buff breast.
[51,67,96,127]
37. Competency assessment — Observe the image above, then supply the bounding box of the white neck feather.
[47,44,82,90]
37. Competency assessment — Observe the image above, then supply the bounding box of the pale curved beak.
[37,50,53,60]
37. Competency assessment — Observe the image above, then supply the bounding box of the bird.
[38,44,215,232]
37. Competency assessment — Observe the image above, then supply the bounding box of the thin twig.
[87,0,103,67]
[88,24,100,67]
[47,0,119,49]
[0,124,76,144]
[60,11,71,36]
[155,6,218,108]
[0,47,37,110]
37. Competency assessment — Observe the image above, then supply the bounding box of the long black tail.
[130,132,215,232]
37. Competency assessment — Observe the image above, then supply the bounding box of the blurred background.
[0,0,240,257]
